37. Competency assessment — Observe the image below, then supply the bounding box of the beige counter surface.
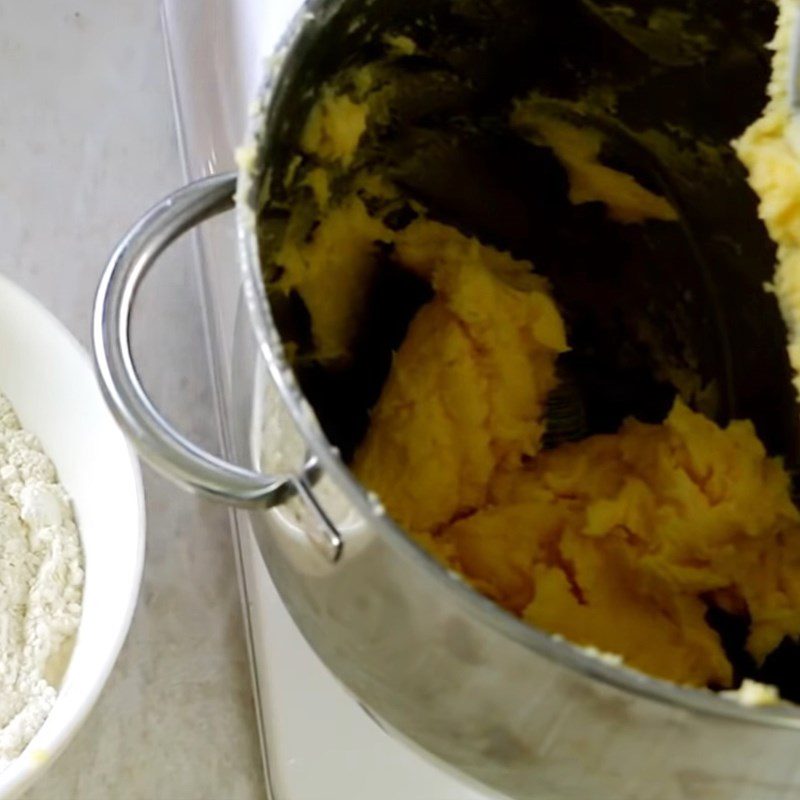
[0,2,263,798]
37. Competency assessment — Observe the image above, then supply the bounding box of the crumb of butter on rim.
[234,144,260,224]
[366,491,385,516]
[580,645,624,668]
[263,49,287,79]
[721,679,781,708]
[234,144,258,172]
[549,635,625,668]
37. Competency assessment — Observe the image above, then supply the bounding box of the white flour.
[0,393,83,766]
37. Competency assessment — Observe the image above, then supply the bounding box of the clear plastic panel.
[160,1,494,797]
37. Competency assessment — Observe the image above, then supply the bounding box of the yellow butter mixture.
[351,221,800,688]
[267,5,800,691]
[736,0,800,395]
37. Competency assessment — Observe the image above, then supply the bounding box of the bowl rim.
[0,273,146,800]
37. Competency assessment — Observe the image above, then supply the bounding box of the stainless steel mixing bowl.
[93,1,800,797]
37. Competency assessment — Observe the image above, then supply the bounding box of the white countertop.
[0,1,263,797]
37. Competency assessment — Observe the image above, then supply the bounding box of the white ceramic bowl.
[0,274,145,799]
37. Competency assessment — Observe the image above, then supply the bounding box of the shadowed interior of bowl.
[260,0,796,461]
[0,275,144,800]
[254,0,800,701]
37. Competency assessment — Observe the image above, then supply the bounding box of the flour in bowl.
[0,392,83,766]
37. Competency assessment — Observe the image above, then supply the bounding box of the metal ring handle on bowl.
[92,172,295,509]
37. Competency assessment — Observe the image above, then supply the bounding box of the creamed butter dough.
[511,102,679,224]
[736,0,800,393]
[270,15,800,690]
[352,242,800,687]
